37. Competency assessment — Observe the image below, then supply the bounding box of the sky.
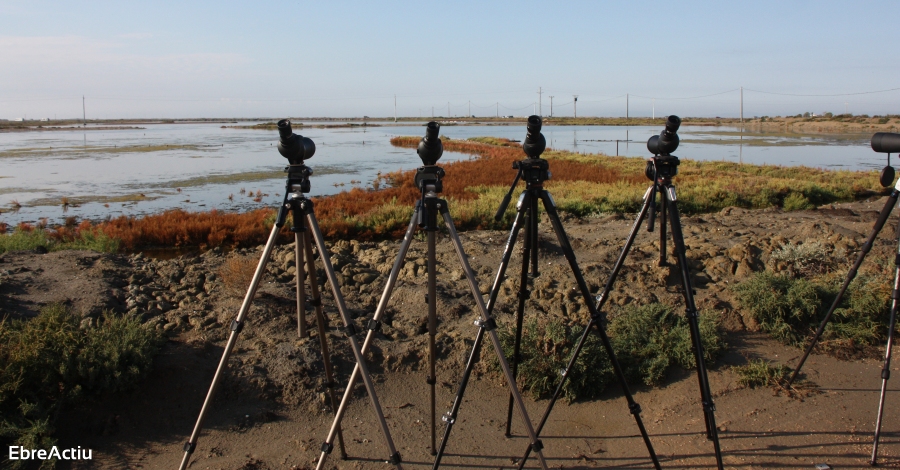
[2,0,899,119]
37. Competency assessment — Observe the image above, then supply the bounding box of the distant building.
[12,118,24,122]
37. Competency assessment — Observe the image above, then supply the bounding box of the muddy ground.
[1,197,899,469]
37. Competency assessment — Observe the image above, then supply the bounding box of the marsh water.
[0,122,881,226]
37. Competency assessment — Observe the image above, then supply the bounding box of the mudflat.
[2,196,898,469]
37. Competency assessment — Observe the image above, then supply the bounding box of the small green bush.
[0,305,161,467]
[733,272,890,351]
[0,229,119,255]
[782,192,813,211]
[496,303,725,401]
[770,240,836,277]
[732,359,790,388]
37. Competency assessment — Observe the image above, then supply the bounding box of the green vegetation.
[0,225,119,255]
[733,271,890,353]
[732,359,791,388]
[496,303,725,401]
[0,305,162,467]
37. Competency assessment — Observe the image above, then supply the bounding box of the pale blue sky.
[2,1,898,119]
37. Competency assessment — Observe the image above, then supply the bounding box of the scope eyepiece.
[277,119,315,164]
[417,121,443,165]
[647,115,681,155]
[872,132,900,154]
[523,115,546,158]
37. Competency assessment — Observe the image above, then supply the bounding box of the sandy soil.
[2,196,900,469]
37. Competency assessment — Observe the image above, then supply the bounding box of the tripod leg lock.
[321,442,334,454]
[590,310,607,324]
[389,452,402,465]
[685,308,698,319]
[516,289,532,300]
[474,318,497,330]
[629,402,643,415]
[183,442,196,453]
[883,368,891,380]
[344,323,358,337]
[893,289,900,300]
[895,253,900,266]
[309,297,322,307]
[702,400,716,412]
[366,319,382,332]
[442,412,456,424]
[426,375,436,385]
[230,320,244,333]
[558,367,568,377]
[530,440,544,452]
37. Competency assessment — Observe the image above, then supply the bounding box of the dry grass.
[217,255,259,297]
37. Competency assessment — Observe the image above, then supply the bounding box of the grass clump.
[0,305,162,464]
[732,271,890,353]
[497,303,725,401]
[0,222,119,255]
[732,359,790,388]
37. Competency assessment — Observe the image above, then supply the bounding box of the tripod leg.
[658,191,668,266]
[663,186,724,470]
[506,205,534,437]
[179,221,282,470]
[427,229,438,455]
[437,204,549,470]
[300,231,347,459]
[871,218,900,465]
[303,205,402,469]
[433,194,529,468]
[789,189,900,386]
[516,186,659,470]
[316,210,419,467]
[295,233,308,338]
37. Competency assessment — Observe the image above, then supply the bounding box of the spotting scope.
[277,119,316,165]
[647,115,681,155]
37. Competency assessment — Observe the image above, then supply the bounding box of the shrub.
[770,240,837,277]
[496,303,725,401]
[218,255,260,297]
[732,359,790,388]
[0,305,161,465]
[732,272,890,352]
[782,192,813,211]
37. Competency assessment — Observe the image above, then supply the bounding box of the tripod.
[785,181,900,465]
[316,122,548,470]
[455,116,660,470]
[179,121,401,470]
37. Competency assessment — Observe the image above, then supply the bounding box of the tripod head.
[645,115,681,182]
[277,119,316,165]
[494,117,552,220]
[872,132,899,187]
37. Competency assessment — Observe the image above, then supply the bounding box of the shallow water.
[0,122,883,226]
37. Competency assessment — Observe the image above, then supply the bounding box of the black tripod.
[179,120,401,470]
[787,132,900,465]
[520,116,723,469]
[451,115,660,470]
[554,116,724,469]
[318,122,549,470]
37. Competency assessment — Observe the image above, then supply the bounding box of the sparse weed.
[732,359,790,388]
[217,255,259,296]
[770,240,837,277]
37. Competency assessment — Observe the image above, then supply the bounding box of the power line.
[743,86,900,97]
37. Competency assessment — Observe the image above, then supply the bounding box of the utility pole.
[626,93,629,120]
[549,96,554,117]
[432,106,434,118]
[740,86,744,129]
[573,95,578,118]
[845,102,849,115]
[448,102,450,117]
[394,95,397,122]
[538,87,542,116]
[82,95,86,126]
[468,100,470,117]
[652,98,655,119]
[496,102,499,118]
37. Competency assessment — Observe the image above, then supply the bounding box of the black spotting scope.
[872,133,900,187]
[647,115,681,155]
[277,119,316,165]
[418,121,443,165]
[872,132,900,154]
[523,115,546,158]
